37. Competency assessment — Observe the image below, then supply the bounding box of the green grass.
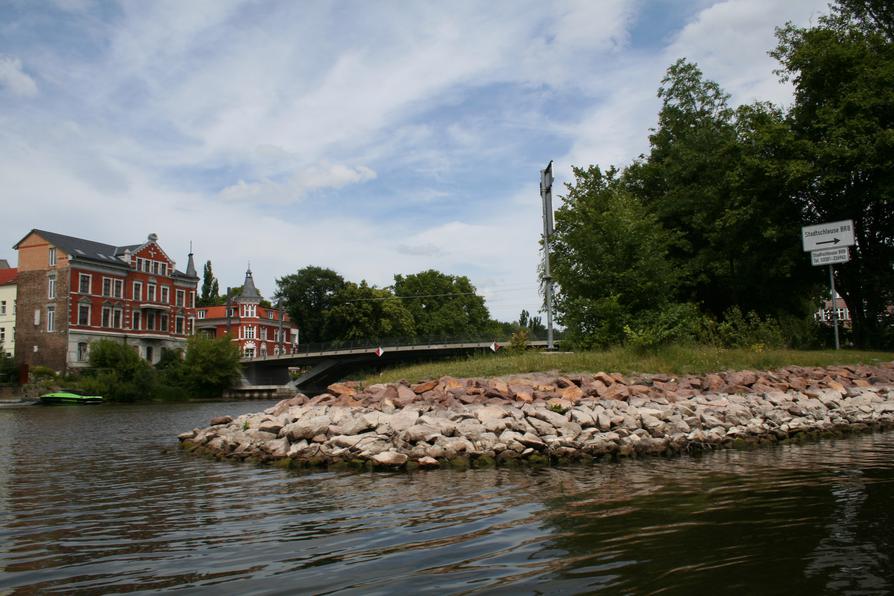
[361,345,894,384]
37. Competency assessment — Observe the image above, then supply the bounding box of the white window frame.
[132,309,141,330]
[159,313,168,332]
[102,277,112,297]
[176,289,185,307]
[147,284,156,302]
[46,306,55,332]
[49,247,56,266]
[1,300,5,315]
[112,308,123,329]
[161,286,169,304]
[78,303,91,326]
[113,279,124,299]
[147,311,156,331]
[175,316,184,335]
[133,281,143,301]
[101,306,111,328]
[79,273,91,294]
[77,342,89,362]
[48,274,56,299]
[197,310,206,320]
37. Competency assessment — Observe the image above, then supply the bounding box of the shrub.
[508,328,529,354]
[623,303,702,353]
[697,307,786,349]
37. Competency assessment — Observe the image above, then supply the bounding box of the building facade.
[0,265,16,357]
[13,230,199,371]
[194,268,298,358]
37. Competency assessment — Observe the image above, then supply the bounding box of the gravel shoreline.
[178,362,894,470]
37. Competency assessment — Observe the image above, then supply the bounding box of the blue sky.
[0,0,828,322]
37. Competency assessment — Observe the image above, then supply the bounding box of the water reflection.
[1,403,893,593]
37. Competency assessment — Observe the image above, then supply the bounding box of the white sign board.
[802,219,855,252]
[811,247,850,266]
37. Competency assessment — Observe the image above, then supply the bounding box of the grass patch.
[361,345,894,384]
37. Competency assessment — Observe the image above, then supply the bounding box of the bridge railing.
[284,331,555,355]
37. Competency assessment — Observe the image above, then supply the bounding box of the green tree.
[324,281,416,340]
[80,339,156,401]
[180,334,242,397]
[392,269,491,338]
[198,261,221,306]
[625,59,811,319]
[772,1,894,347]
[551,166,680,347]
[276,266,347,344]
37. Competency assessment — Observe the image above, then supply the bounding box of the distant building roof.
[0,267,17,285]
[0,259,10,269]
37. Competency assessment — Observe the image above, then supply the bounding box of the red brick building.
[194,268,297,358]
[13,230,199,371]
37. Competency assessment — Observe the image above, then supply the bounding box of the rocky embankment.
[179,362,894,470]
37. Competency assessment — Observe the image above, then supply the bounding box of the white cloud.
[0,56,38,97]
[218,162,377,204]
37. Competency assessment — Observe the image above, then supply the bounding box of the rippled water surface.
[2,401,894,594]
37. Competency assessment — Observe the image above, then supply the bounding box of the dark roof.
[15,229,128,268]
[239,268,261,300]
[0,259,10,269]
[185,252,197,278]
[12,230,200,278]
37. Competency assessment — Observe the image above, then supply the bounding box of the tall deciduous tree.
[551,166,680,347]
[773,1,894,347]
[393,270,490,338]
[625,59,812,318]
[276,267,346,344]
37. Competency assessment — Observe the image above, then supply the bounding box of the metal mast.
[540,160,555,350]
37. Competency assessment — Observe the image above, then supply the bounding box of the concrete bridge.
[241,338,554,392]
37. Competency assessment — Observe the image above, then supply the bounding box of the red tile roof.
[197,304,291,323]
[0,268,17,285]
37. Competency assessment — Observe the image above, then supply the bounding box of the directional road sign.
[802,220,854,252]
[811,247,850,266]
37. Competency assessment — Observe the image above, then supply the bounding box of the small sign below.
[489,342,501,352]
[374,347,384,357]
[811,247,850,266]
[802,219,855,252]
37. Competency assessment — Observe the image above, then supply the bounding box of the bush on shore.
[73,335,242,401]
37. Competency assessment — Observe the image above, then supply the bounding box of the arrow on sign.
[817,238,841,246]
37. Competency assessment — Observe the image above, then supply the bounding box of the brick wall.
[15,267,70,372]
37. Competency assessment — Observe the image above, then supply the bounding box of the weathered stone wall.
[179,363,894,471]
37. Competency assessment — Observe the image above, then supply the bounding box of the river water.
[1,400,893,594]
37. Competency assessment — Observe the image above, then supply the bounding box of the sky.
[0,0,830,324]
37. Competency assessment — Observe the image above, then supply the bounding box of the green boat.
[38,390,104,405]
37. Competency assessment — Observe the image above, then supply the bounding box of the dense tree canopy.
[772,1,894,347]
[325,281,415,340]
[276,266,347,344]
[551,166,681,347]
[549,0,892,349]
[625,59,811,318]
[393,270,491,338]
